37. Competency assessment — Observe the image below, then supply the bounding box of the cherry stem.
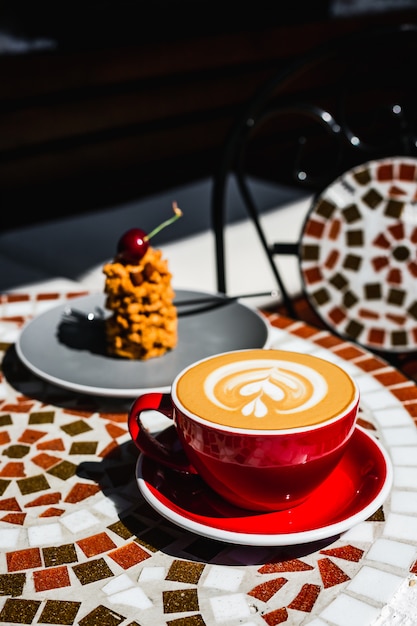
[144,202,183,241]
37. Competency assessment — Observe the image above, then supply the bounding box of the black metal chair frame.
[211,22,417,321]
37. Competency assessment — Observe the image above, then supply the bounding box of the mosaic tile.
[78,605,125,626]
[77,532,117,557]
[17,474,50,494]
[33,565,71,591]
[167,560,205,584]
[37,599,81,625]
[248,577,287,601]
[0,572,26,596]
[72,557,114,585]
[163,588,200,613]
[6,547,41,572]
[0,598,41,623]
[108,541,151,569]
[259,606,288,625]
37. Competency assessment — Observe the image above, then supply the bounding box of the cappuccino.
[175,349,356,430]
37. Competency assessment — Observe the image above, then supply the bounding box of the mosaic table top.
[0,289,417,626]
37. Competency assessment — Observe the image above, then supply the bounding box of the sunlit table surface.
[1,195,417,626]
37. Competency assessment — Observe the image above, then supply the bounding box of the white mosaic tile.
[356,374,386,394]
[203,565,245,592]
[393,466,417,489]
[210,593,251,622]
[341,521,375,542]
[27,522,62,546]
[138,566,166,582]
[0,527,20,548]
[373,406,415,428]
[361,389,402,411]
[372,576,417,626]
[390,446,417,467]
[60,509,100,533]
[384,512,417,542]
[391,490,417,514]
[320,593,380,626]
[108,587,153,609]
[381,426,417,447]
[366,538,416,569]
[347,565,403,604]
[102,574,134,594]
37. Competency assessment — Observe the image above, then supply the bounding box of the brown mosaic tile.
[163,588,199,613]
[248,577,287,601]
[38,599,81,625]
[262,606,288,625]
[318,558,350,588]
[64,482,101,503]
[0,572,26,596]
[43,544,78,567]
[0,479,10,496]
[25,492,61,507]
[7,547,42,572]
[28,410,55,424]
[69,441,98,455]
[259,559,313,574]
[287,583,320,611]
[354,356,388,374]
[320,545,364,562]
[72,557,114,585]
[166,560,205,584]
[17,474,50,495]
[108,542,151,569]
[78,605,125,626]
[167,617,206,626]
[2,444,30,458]
[77,532,117,557]
[314,334,344,349]
[47,460,78,480]
[0,497,21,511]
[33,565,71,591]
[107,520,133,540]
[0,598,41,623]
[61,420,93,436]
[368,506,385,522]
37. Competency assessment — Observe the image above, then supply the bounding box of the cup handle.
[128,392,197,474]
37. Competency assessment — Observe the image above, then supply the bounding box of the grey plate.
[15,291,270,397]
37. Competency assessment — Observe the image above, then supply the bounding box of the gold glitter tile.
[167,617,207,626]
[78,605,125,625]
[0,598,41,623]
[0,572,26,596]
[47,460,78,480]
[166,560,205,584]
[0,479,10,496]
[107,520,134,540]
[0,414,12,426]
[69,441,98,455]
[38,600,81,625]
[43,544,78,567]
[163,589,199,614]
[72,557,114,585]
[29,411,55,424]
[17,474,50,495]
[3,444,30,458]
[61,420,93,436]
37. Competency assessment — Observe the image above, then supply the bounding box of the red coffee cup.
[128,349,360,511]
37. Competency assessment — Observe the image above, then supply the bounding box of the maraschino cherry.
[117,202,182,263]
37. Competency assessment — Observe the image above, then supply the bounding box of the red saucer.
[136,426,392,546]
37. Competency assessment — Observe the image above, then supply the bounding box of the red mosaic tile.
[314,334,344,349]
[63,408,94,418]
[387,268,402,283]
[368,328,385,346]
[99,412,128,423]
[354,356,388,373]
[329,218,341,240]
[399,162,416,180]
[405,402,417,418]
[25,492,61,507]
[105,423,127,439]
[0,293,30,303]
[303,266,323,284]
[328,306,346,325]
[31,453,62,469]
[7,548,42,572]
[108,542,151,569]
[33,566,71,592]
[39,507,65,517]
[287,583,320,612]
[262,607,288,625]
[410,561,417,574]
[390,386,417,402]
[305,218,325,238]
[19,429,46,444]
[64,483,101,503]
[318,558,350,588]
[2,403,35,413]
[0,432,11,445]
[377,163,394,180]
[320,545,364,562]
[373,371,409,386]
[77,533,117,557]
[36,438,65,451]
[266,315,295,330]
[290,325,320,339]
[0,462,26,477]
[324,249,340,269]
[248,577,287,601]
[1,513,26,525]
[0,497,21,511]
[35,293,60,301]
[372,256,389,271]
[259,559,313,574]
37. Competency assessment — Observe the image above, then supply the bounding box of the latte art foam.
[176,349,357,430]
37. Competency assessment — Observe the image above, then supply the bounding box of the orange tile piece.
[1,403,34,413]
[320,545,364,562]
[334,345,367,360]
[77,532,117,557]
[287,583,321,611]
[39,507,65,517]
[31,453,62,469]
[19,429,46,444]
[0,462,26,477]
[99,412,128,423]
[64,483,100,503]
[105,423,127,439]
[99,440,120,458]
[318,558,350,588]
[259,559,314,574]
[0,497,21,511]
[0,432,11,445]
[262,607,288,625]
[355,356,388,373]
[25,492,61,507]
[248,577,287,602]
[33,566,70,591]
[36,292,60,301]
[374,371,409,386]
[36,438,65,451]
[1,513,26,525]
[7,547,42,572]
[108,542,151,569]
[63,408,94,418]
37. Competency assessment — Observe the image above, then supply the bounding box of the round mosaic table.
[0,289,416,626]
